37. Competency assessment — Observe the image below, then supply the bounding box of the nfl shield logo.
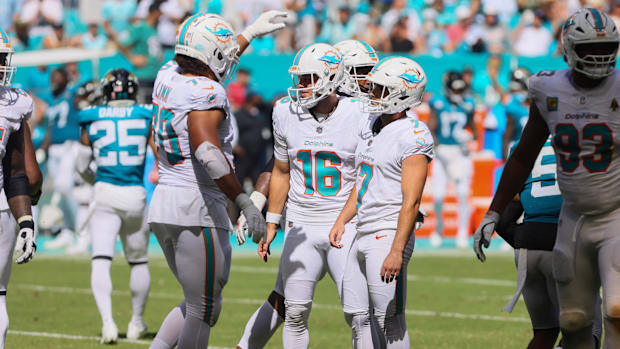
[368,139,373,146]
[579,96,586,104]
[316,126,323,134]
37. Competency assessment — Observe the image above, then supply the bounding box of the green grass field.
[5,252,535,348]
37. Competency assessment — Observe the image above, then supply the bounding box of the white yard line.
[12,284,528,323]
[7,329,232,348]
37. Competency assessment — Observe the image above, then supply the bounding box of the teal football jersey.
[511,137,562,224]
[429,95,475,145]
[79,104,152,186]
[505,93,529,142]
[41,88,81,144]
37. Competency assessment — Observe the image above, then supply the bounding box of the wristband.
[17,215,34,230]
[249,191,267,211]
[266,212,282,225]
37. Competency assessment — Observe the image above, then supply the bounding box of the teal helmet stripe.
[371,57,395,73]
[0,28,7,43]
[179,13,202,45]
[589,8,604,32]
[293,44,313,66]
[357,40,376,58]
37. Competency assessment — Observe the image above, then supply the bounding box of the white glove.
[235,191,267,245]
[240,10,288,42]
[414,207,428,231]
[473,210,500,262]
[235,193,267,244]
[15,217,36,264]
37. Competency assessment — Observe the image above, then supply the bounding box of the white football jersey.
[355,115,434,234]
[529,69,620,215]
[0,87,33,190]
[272,97,367,224]
[151,60,234,200]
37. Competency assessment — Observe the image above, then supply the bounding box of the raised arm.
[236,11,287,56]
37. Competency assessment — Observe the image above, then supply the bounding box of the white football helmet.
[334,39,379,97]
[288,43,344,108]
[175,13,239,82]
[0,27,15,86]
[562,8,619,79]
[363,56,427,114]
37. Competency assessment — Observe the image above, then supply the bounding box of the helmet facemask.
[288,70,337,109]
[362,81,422,115]
[0,50,16,87]
[572,41,619,79]
[342,64,374,97]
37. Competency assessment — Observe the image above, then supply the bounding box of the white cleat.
[100,322,118,344]
[127,320,147,340]
[456,236,469,249]
[44,228,74,250]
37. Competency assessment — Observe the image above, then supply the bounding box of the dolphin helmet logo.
[206,23,234,43]
[398,69,424,90]
[318,50,342,71]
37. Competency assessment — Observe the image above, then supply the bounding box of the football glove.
[15,216,36,264]
[240,10,288,42]
[473,210,500,262]
[414,207,428,231]
[235,193,267,244]
[234,191,267,245]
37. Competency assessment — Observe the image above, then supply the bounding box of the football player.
[0,27,40,349]
[76,69,153,343]
[428,70,477,249]
[330,56,433,348]
[496,137,603,349]
[258,42,374,348]
[40,66,82,249]
[235,39,380,349]
[474,8,620,348]
[502,67,531,159]
[147,12,286,349]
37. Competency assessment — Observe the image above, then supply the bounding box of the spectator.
[472,55,506,106]
[108,2,162,104]
[421,9,450,56]
[227,69,251,112]
[233,92,271,185]
[20,0,63,37]
[463,5,508,54]
[102,0,137,37]
[610,1,620,30]
[11,21,44,51]
[317,5,357,44]
[158,0,189,49]
[354,8,390,53]
[512,9,553,57]
[388,17,415,53]
[42,23,71,49]
[445,5,471,51]
[74,23,108,50]
[481,0,517,24]
[0,0,22,31]
[381,0,421,44]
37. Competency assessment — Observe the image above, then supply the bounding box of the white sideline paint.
[12,284,529,324]
[220,265,517,287]
[7,329,232,348]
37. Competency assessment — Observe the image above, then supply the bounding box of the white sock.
[150,304,185,349]
[129,263,150,324]
[457,195,470,239]
[0,295,8,349]
[91,258,114,325]
[238,300,284,349]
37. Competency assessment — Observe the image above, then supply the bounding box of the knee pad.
[559,310,591,332]
[284,301,311,332]
[344,311,370,333]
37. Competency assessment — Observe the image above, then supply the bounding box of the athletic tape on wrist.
[266,212,282,225]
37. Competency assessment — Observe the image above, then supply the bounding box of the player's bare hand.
[380,250,402,283]
[473,210,500,262]
[329,221,345,248]
[258,223,278,262]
